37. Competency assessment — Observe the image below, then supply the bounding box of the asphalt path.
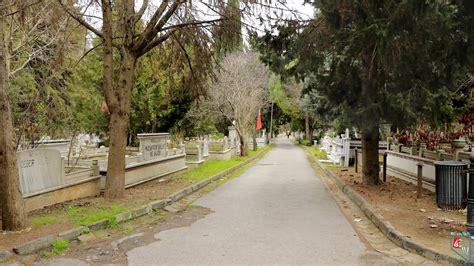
[127,138,369,265]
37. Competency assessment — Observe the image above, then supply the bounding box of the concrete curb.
[303,146,465,265]
[9,146,270,256]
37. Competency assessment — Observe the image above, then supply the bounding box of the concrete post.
[436,150,443,161]
[92,160,100,176]
[416,162,423,198]
[354,148,358,173]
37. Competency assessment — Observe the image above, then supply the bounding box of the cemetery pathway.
[125,138,395,265]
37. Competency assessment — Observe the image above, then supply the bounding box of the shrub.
[298,139,312,146]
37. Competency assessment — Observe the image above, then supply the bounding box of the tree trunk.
[305,115,313,143]
[103,48,136,199]
[240,137,248,156]
[104,110,129,198]
[361,125,380,185]
[236,129,248,156]
[252,131,257,151]
[360,49,380,185]
[0,14,27,231]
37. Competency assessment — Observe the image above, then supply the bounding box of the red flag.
[256,110,262,131]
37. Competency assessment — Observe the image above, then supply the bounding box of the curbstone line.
[195,179,212,190]
[211,173,224,182]
[402,239,424,254]
[149,199,169,211]
[13,234,55,255]
[168,189,188,203]
[115,211,133,223]
[132,205,152,218]
[58,226,87,241]
[77,233,97,243]
[0,250,12,262]
[305,146,464,265]
[88,219,109,231]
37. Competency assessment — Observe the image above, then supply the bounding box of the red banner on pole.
[256,110,262,131]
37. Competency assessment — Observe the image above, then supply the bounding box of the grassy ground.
[176,147,265,182]
[308,146,328,160]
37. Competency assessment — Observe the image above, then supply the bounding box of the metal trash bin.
[434,161,468,210]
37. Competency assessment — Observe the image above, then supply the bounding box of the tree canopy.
[254,0,474,184]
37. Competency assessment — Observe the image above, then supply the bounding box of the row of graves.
[320,128,474,193]
[321,129,389,168]
[384,138,474,192]
[184,126,240,168]
[17,133,186,212]
[182,126,267,168]
[17,127,267,212]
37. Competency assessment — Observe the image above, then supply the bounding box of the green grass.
[298,139,312,146]
[308,146,328,160]
[326,165,340,171]
[30,215,58,228]
[66,204,128,226]
[177,146,268,182]
[42,238,69,256]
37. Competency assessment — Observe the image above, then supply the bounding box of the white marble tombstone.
[36,139,71,157]
[137,133,169,161]
[17,149,64,195]
[228,126,237,147]
[202,137,209,156]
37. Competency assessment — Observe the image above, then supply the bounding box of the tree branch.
[161,18,222,31]
[132,0,170,51]
[57,0,103,39]
[71,41,104,69]
[134,0,148,24]
[137,29,176,57]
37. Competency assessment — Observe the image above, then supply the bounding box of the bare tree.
[208,51,270,156]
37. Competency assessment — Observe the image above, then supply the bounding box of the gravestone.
[137,133,169,161]
[202,137,209,156]
[17,149,64,195]
[36,139,71,157]
[228,126,237,147]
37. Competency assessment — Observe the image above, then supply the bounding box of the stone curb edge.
[7,146,271,258]
[302,146,465,265]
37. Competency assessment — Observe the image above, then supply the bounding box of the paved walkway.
[127,138,386,265]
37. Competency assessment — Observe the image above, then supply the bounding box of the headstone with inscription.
[137,133,169,161]
[16,149,65,195]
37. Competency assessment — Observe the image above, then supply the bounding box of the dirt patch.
[0,222,71,251]
[0,173,198,252]
[68,206,210,265]
[39,205,212,265]
[333,168,464,257]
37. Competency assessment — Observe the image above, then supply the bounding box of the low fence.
[385,151,436,192]
[383,148,474,192]
[388,144,472,162]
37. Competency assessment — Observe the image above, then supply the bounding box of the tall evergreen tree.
[213,0,243,58]
[255,1,474,185]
